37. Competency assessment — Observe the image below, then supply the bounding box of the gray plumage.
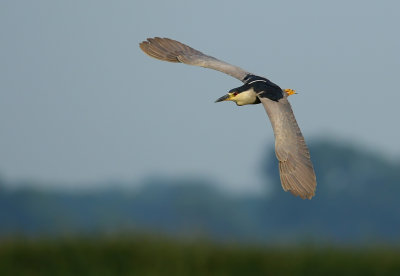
[139,37,316,199]
[139,37,249,81]
[260,97,316,199]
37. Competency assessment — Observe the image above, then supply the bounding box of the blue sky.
[1,0,399,192]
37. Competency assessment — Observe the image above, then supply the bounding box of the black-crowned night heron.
[139,37,316,199]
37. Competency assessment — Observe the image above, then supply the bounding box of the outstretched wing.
[259,96,317,199]
[139,37,250,82]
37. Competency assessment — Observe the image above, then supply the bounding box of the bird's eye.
[233,92,238,96]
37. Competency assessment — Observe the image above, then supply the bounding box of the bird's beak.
[215,93,233,103]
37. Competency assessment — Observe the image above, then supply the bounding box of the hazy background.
[1,0,399,193]
[1,1,400,274]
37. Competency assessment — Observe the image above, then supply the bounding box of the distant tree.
[257,138,400,242]
[260,139,400,199]
[0,174,3,192]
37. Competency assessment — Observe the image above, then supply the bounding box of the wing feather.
[259,96,317,199]
[139,37,250,82]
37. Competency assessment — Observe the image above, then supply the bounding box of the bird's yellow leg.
[284,89,297,96]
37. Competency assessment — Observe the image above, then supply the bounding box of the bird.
[139,37,316,199]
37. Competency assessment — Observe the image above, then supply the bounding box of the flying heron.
[139,37,316,199]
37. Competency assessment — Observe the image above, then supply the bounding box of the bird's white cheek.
[234,91,257,106]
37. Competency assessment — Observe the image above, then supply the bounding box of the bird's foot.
[284,89,297,96]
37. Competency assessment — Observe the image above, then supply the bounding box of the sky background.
[0,0,399,192]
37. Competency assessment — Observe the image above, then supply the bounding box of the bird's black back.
[243,74,283,102]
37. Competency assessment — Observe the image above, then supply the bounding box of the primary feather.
[140,37,250,81]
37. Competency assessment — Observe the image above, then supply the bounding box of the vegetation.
[1,236,400,275]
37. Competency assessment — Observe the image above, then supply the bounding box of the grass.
[0,236,399,275]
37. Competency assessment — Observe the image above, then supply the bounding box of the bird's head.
[215,85,259,106]
[215,86,297,106]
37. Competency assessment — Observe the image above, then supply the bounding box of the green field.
[0,237,399,275]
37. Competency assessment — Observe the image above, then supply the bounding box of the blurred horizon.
[1,138,400,245]
[1,134,398,194]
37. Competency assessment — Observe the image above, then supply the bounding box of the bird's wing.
[139,37,250,82]
[259,96,316,199]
